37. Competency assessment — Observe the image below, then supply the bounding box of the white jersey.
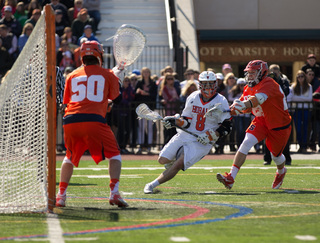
[179,90,231,140]
[160,90,231,170]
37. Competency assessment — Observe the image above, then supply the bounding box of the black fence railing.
[56,101,320,153]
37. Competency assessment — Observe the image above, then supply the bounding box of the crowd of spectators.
[0,1,319,156]
[0,0,101,79]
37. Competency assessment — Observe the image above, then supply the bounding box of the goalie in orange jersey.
[216,60,292,190]
[56,41,128,208]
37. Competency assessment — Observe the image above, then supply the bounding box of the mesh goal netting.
[0,8,53,213]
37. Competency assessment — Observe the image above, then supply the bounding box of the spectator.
[67,0,83,24]
[13,2,28,26]
[55,9,68,37]
[0,24,18,60]
[77,24,99,45]
[63,66,73,79]
[25,8,41,27]
[128,73,139,151]
[27,0,41,19]
[60,26,78,48]
[301,54,320,79]
[287,70,313,153]
[49,0,69,26]
[305,68,320,92]
[222,63,233,77]
[1,0,16,17]
[18,22,33,52]
[230,78,251,148]
[73,36,87,67]
[224,72,237,152]
[180,68,198,90]
[263,64,291,165]
[180,79,198,103]
[159,73,180,144]
[312,86,320,153]
[0,5,22,37]
[56,39,75,72]
[134,67,158,154]
[216,72,227,98]
[116,76,135,154]
[0,38,12,78]
[82,0,100,30]
[305,68,320,152]
[71,8,96,40]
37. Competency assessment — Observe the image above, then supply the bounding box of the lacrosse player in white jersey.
[144,71,233,194]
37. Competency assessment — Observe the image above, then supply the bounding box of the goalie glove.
[197,129,219,145]
[162,114,181,129]
[112,66,126,85]
[230,99,246,115]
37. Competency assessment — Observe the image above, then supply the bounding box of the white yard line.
[47,213,64,243]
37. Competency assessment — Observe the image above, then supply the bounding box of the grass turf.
[0,159,319,242]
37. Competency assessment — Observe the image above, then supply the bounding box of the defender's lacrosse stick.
[135,103,201,139]
[113,24,146,70]
[203,103,231,120]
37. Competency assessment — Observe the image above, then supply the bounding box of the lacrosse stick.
[113,24,146,70]
[203,103,231,120]
[136,103,210,142]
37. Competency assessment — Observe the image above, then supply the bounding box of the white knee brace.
[238,133,259,155]
[62,156,73,165]
[271,154,285,165]
[110,154,122,163]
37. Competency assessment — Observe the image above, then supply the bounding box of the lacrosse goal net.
[0,5,56,213]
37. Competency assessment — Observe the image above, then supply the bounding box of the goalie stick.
[135,103,214,144]
[112,24,146,70]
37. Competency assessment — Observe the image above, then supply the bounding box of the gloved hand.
[112,66,126,85]
[162,114,180,129]
[197,129,218,145]
[230,99,246,115]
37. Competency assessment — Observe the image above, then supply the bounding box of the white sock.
[150,179,160,188]
[230,164,240,179]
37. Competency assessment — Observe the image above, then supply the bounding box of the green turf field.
[0,159,319,242]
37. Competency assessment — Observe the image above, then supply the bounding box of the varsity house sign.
[199,40,320,63]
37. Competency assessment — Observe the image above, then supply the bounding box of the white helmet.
[198,71,218,99]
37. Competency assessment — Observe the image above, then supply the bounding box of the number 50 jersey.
[63,65,120,117]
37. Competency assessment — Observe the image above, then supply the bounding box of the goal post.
[0,5,56,213]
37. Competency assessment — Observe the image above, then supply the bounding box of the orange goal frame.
[45,4,57,212]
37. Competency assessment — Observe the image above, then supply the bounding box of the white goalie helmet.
[198,71,218,99]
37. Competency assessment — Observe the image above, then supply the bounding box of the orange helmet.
[244,60,268,87]
[80,40,104,66]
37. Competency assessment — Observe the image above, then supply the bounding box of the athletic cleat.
[109,192,129,208]
[55,194,66,207]
[216,172,234,189]
[272,167,287,189]
[144,183,154,194]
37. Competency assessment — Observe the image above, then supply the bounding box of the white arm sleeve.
[255,93,268,105]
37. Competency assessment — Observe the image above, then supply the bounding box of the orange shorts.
[63,122,120,167]
[246,118,291,157]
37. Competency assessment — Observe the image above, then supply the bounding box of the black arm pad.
[181,116,191,129]
[216,118,232,137]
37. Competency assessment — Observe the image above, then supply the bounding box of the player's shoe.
[144,183,154,194]
[55,194,66,207]
[109,192,129,208]
[216,172,234,189]
[272,167,287,189]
